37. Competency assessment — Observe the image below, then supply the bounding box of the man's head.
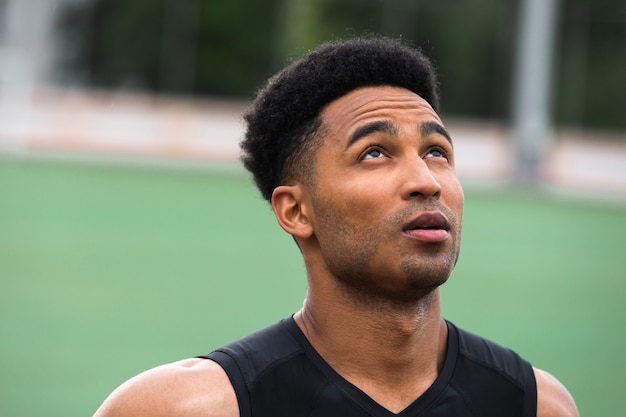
[241,36,439,202]
[240,37,463,299]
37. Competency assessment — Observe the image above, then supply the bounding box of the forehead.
[320,86,443,140]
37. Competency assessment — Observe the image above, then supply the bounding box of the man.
[94,37,578,417]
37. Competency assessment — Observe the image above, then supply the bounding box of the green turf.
[1,159,624,416]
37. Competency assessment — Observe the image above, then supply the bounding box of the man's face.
[307,86,464,301]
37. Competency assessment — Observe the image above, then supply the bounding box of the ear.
[271,185,314,239]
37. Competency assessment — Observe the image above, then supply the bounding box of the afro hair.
[241,36,439,202]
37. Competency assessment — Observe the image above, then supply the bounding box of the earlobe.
[271,185,314,239]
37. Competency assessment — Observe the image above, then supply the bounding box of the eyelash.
[426,145,450,160]
[359,145,450,161]
[359,145,387,160]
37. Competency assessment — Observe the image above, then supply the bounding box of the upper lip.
[403,211,450,231]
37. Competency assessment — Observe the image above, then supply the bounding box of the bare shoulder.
[93,358,238,417]
[534,367,579,417]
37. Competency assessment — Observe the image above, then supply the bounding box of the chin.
[402,259,454,285]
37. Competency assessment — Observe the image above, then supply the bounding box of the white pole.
[511,0,561,182]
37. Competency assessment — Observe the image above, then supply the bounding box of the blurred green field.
[1,158,624,416]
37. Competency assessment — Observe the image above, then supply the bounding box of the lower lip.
[404,229,450,243]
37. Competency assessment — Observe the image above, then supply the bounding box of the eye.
[425,147,448,160]
[361,147,386,160]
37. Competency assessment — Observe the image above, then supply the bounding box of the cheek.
[454,185,464,219]
[311,184,388,257]
[445,179,465,234]
[443,174,464,208]
[317,172,389,217]
[334,186,388,225]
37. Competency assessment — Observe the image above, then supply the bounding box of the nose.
[399,157,442,200]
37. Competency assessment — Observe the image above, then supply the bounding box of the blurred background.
[0,0,624,416]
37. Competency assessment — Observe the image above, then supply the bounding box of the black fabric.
[199,317,537,417]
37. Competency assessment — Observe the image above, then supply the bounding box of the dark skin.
[93,86,578,417]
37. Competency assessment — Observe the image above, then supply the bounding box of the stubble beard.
[314,200,462,307]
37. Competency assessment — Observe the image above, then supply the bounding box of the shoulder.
[454,323,533,379]
[534,367,579,417]
[454,326,578,416]
[92,358,238,417]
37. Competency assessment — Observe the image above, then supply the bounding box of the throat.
[337,328,447,414]
[295,303,449,413]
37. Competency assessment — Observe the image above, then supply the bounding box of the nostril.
[409,189,440,198]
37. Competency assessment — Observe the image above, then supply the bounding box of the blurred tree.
[57,0,166,90]
[406,1,518,120]
[159,0,199,92]
[273,0,324,63]
[55,0,625,131]
[56,0,281,96]
[193,0,281,96]
[556,0,626,130]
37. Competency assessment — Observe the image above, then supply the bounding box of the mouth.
[402,211,451,243]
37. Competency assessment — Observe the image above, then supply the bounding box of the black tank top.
[200,317,537,417]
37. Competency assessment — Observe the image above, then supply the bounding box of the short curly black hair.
[241,36,439,202]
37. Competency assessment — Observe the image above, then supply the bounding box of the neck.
[294,281,448,413]
[296,285,445,365]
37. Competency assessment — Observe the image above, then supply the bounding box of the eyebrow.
[346,119,453,150]
[346,120,398,149]
[421,121,453,147]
